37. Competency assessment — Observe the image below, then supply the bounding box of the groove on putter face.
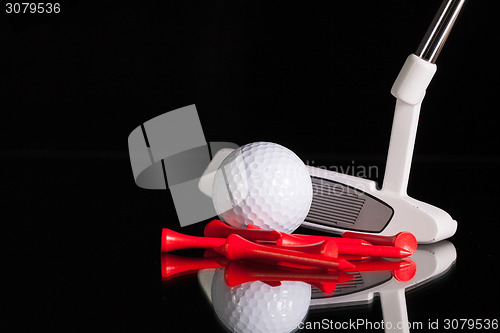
[214,234,356,271]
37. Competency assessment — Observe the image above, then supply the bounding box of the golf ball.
[212,142,313,233]
[211,268,311,333]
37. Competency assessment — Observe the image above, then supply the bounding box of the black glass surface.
[2,1,499,332]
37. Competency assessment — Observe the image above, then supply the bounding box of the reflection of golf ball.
[212,142,313,233]
[211,268,311,333]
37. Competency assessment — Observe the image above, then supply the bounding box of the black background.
[2,1,499,332]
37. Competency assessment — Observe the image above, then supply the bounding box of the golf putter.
[198,0,465,243]
[302,0,465,243]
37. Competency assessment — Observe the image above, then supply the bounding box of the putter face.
[307,176,394,233]
[302,166,457,243]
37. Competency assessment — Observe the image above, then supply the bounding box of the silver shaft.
[416,0,467,64]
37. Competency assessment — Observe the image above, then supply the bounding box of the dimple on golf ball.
[212,142,313,233]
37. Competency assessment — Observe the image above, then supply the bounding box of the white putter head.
[198,0,465,243]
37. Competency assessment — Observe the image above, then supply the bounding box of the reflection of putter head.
[309,241,457,332]
[198,242,456,333]
[198,241,457,332]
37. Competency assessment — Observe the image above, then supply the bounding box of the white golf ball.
[211,268,311,333]
[212,142,313,233]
